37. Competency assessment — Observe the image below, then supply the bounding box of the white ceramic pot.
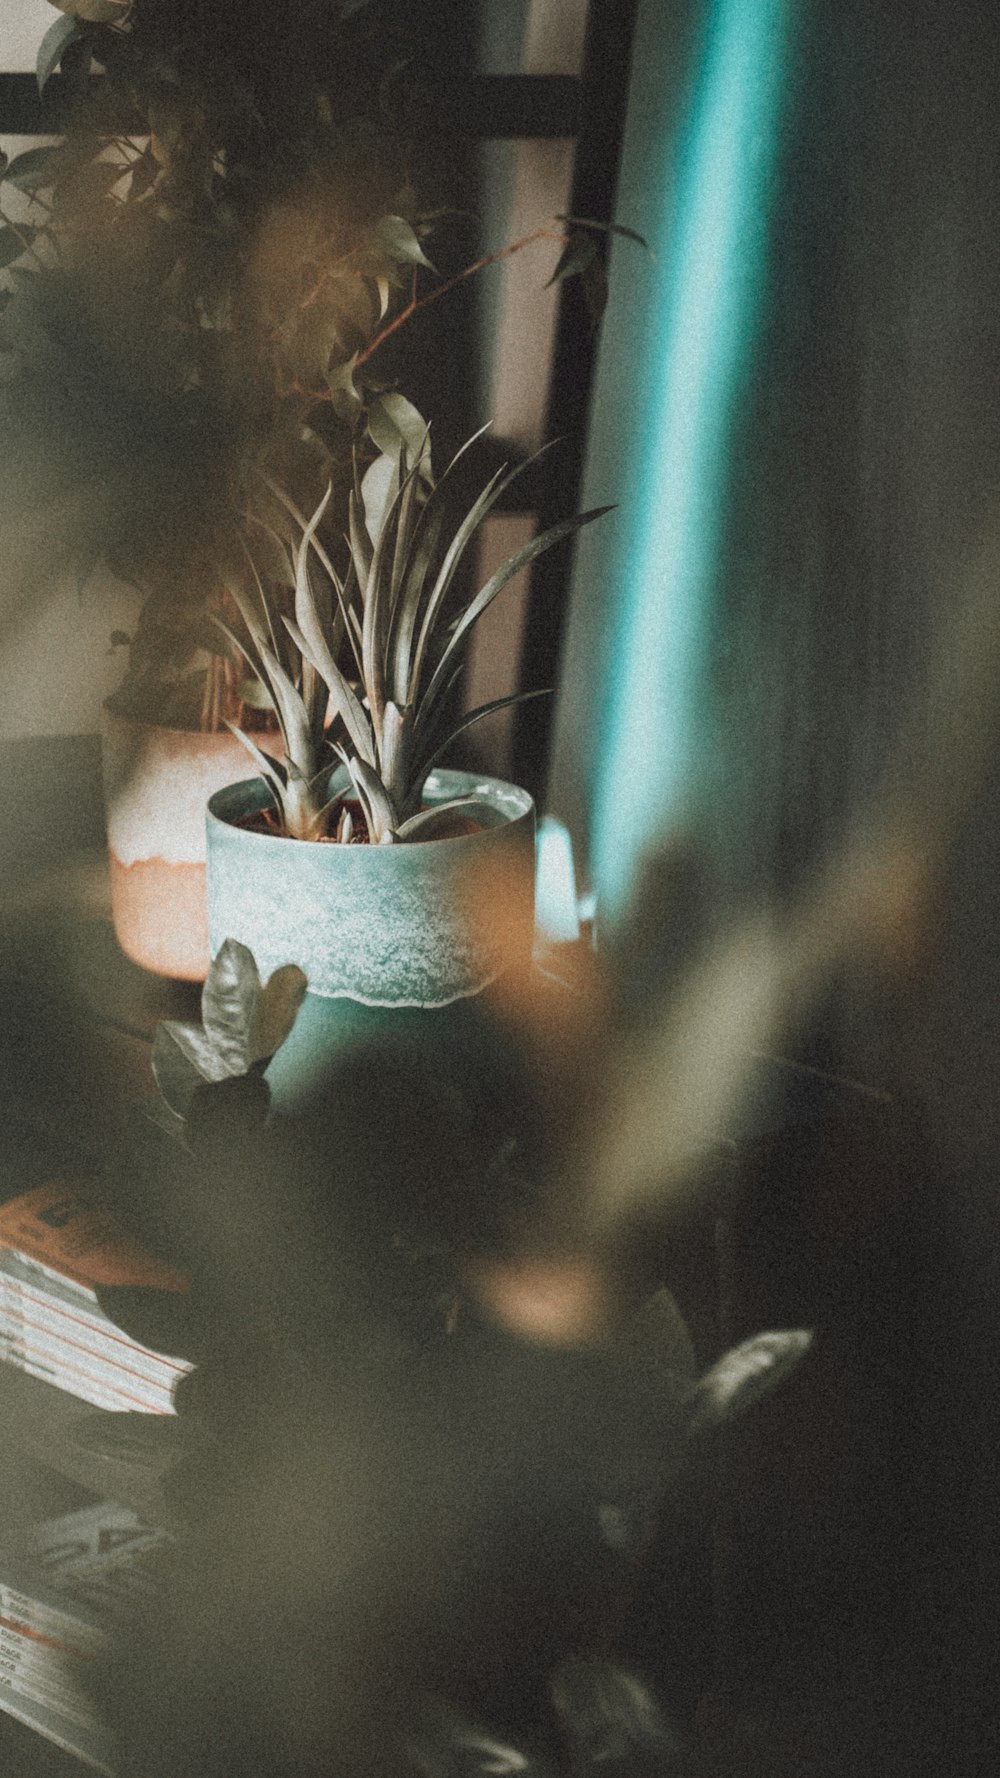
[206,767,536,1008]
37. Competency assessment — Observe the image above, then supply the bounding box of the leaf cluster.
[223,423,610,843]
[0,0,454,724]
[149,938,306,1144]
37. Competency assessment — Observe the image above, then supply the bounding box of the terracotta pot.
[101,707,255,981]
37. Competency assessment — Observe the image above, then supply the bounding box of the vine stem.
[354,224,568,367]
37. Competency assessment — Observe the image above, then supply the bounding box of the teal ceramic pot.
[205,768,536,1010]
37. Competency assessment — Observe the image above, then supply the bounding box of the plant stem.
[354,224,567,368]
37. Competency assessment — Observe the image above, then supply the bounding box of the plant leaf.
[4,145,63,193]
[347,754,397,843]
[291,489,375,766]
[686,1330,813,1441]
[347,485,374,594]
[406,435,554,705]
[326,351,363,425]
[394,797,483,842]
[0,225,36,270]
[546,229,597,288]
[151,1024,214,1118]
[557,214,655,257]
[224,721,287,810]
[371,214,436,273]
[366,392,432,481]
[412,689,550,787]
[199,938,263,1073]
[36,11,81,95]
[362,448,427,750]
[157,1020,233,1083]
[420,506,612,728]
[248,964,308,1064]
[361,450,399,545]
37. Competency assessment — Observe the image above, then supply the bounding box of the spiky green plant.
[219,428,610,843]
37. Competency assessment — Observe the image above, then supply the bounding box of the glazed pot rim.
[207,768,534,852]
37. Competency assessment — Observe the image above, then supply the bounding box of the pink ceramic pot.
[100,707,255,981]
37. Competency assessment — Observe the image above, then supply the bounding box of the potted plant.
[3,1,635,981]
[201,427,607,1086]
[0,0,456,978]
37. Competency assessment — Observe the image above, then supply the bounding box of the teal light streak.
[590,0,790,919]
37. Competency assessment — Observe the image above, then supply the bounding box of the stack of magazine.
[0,1500,169,1771]
[0,1181,191,1414]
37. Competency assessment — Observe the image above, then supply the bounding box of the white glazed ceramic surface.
[206,769,536,1007]
[101,708,253,867]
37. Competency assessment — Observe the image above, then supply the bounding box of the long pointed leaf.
[362,449,425,750]
[379,698,409,807]
[386,422,494,702]
[421,506,611,726]
[412,688,551,787]
[348,486,373,600]
[407,436,558,702]
[406,461,509,701]
[388,494,448,708]
[294,483,364,725]
[284,615,374,768]
[260,472,360,677]
[347,754,398,844]
[394,797,486,842]
[224,721,287,811]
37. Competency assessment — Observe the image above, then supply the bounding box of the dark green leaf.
[4,145,63,194]
[151,1023,213,1117]
[158,1019,232,1084]
[0,225,35,270]
[413,689,549,787]
[199,938,263,1072]
[557,214,654,257]
[421,504,613,721]
[36,11,81,94]
[371,214,436,273]
[546,229,597,288]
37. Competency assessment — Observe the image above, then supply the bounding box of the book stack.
[0,1500,169,1772]
[0,1182,192,1415]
